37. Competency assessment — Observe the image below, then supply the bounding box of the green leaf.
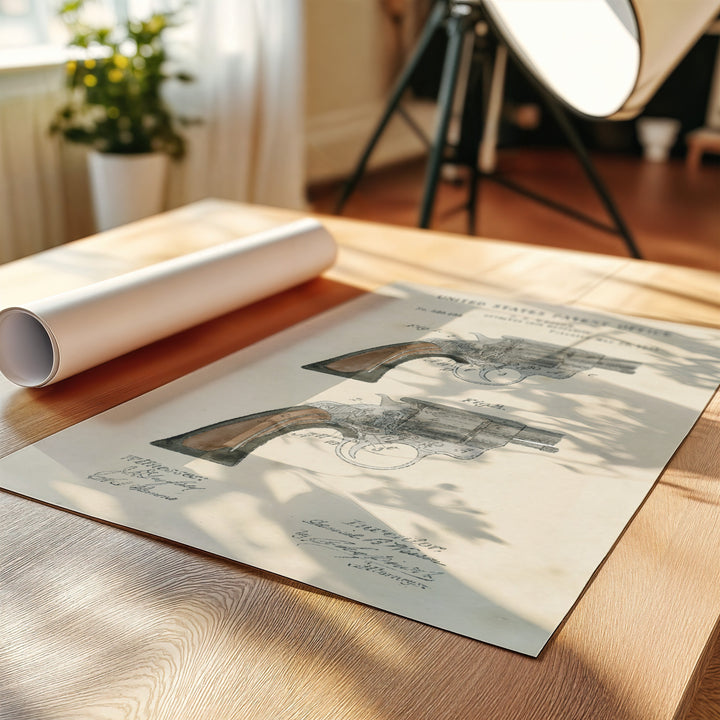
[50,2,197,159]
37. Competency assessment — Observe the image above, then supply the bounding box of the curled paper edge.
[0,218,337,388]
[0,308,60,387]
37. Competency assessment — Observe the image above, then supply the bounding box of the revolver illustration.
[302,334,640,385]
[151,395,563,470]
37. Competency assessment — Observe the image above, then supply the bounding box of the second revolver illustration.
[302,334,640,385]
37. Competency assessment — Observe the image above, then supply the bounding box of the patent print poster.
[2,284,719,656]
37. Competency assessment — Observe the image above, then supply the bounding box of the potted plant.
[50,0,193,231]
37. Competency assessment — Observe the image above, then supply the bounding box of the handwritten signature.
[87,454,207,501]
[294,519,446,590]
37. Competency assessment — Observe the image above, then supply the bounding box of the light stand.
[334,0,643,259]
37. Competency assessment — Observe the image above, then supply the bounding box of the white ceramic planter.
[636,117,681,163]
[87,151,169,231]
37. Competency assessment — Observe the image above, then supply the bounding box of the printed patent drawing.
[151,395,564,469]
[303,334,640,385]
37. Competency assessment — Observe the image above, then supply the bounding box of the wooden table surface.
[1,199,719,720]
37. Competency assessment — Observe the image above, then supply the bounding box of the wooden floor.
[309,148,720,272]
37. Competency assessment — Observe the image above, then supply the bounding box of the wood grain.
[0,199,719,719]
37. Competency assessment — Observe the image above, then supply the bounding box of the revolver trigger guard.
[452,363,525,385]
[335,439,421,470]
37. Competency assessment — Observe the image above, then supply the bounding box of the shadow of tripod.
[334,0,642,259]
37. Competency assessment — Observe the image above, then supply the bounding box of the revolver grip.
[152,405,342,466]
[303,341,452,383]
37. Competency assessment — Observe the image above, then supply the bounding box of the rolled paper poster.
[0,218,337,387]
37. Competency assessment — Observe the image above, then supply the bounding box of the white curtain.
[0,66,71,264]
[0,0,306,263]
[166,0,307,211]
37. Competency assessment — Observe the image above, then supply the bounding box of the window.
[0,1,136,68]
[0,0,54,48]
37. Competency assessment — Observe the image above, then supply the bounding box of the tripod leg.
[439,22,476,183]
[466,34,501,235]
[334,0,448,214]
[540,90,643,259]
[419,9,474,228]
[467,156,480,235]
[478,43,507,174]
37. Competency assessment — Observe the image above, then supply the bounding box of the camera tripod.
[334,0,642,259]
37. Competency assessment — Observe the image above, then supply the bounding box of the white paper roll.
[0,218,337,387]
